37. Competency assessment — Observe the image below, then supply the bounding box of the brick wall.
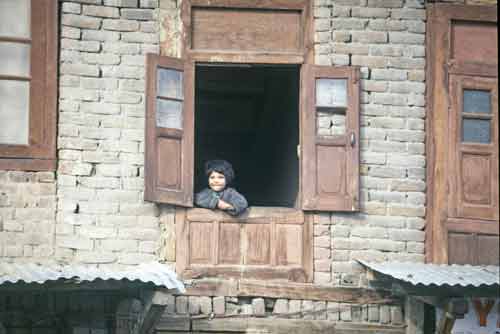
[56,0,168,267]
[313,0,427,286]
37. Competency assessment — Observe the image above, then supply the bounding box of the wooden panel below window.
[245,224,271,265]
[176,208,313,282]
[219,223,241,264]
[190,222,214,264]
[157,137,181,190]
[191,7,302,53]
[276,224,303,266]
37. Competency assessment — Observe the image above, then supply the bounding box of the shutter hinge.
[297,145,301,159]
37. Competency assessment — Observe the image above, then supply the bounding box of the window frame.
[0,0,58,171]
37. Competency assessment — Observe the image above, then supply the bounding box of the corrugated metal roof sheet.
[359,261,499,287]
[0,262,185,293]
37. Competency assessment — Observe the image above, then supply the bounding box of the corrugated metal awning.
[359,261,499,288]
[0,262,185,293]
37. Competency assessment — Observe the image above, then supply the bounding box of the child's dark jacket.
[195,187,248,216]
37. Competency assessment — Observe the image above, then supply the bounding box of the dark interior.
[195,65,300,207]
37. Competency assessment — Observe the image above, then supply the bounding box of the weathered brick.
[332,18,367,30]
[79,201,119,214]
[57,236,94,250]
[368,0,403,7]
[140,0,158,8]
[327,302,340,321]
[83,5,120,18]
[104,0,138,6]
[62,26,81,39]
[61,63,100,77]
[371,69,407,81]
[76,251,116,263]
[302,300,314,320]
[389,228,425,242]
[103,19,139,31]
[80,104,121,117]
[273,299,288,315]
[82,29,120,42]
[101,239,138,251]
[391,8,426,20]
[252,298,266,316]
[62,14,102,29]
[79,226,116,239]
[62,3,82,14]
[213,296,225,315]
[390,32,425,45]
[314,6,331,18]
[83,53,121,65]
[61,39,101,52]
[352,31,387,44]
[121,8,155,20]
[334,43,369,55]
[352,55,387,68]
[351,7,389,18]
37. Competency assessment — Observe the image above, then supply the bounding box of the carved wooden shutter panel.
[301,65,360,211]
[145,54,194,207]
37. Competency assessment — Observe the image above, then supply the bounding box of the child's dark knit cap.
[205,160,235,185]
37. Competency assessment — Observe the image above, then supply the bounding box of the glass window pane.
[462,118,490,143]
[0,0,30,38]
[0,42,31,77]
[157,68,183,100]
[316,79,347,108]
[157,99,183,129]
[463,89,491,114]
[0,80,30,145]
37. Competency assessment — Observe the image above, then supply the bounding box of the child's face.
[208,171,226,192]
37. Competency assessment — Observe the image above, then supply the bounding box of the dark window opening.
[195,65,300,208]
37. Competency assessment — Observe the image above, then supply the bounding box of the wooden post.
[138,290,172,334]
[406,297,425,334]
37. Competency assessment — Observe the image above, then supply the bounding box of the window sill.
[186,207,304,223]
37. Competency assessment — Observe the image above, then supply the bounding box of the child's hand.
[217,199,234,211]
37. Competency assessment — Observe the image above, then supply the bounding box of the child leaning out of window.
[194,160,248,216]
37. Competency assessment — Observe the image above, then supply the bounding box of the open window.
[145,60,360,212]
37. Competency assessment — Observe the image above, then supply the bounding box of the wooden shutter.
[300,65,360,211]
[145,54,194,207]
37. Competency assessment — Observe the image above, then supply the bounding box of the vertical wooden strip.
[175,208,188,276]
[213,221,220,265]
[303,213,313,282]
[270,219,277,266]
